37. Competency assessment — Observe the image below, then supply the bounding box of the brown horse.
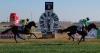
[1,21,37,43]
[58,23,98,44]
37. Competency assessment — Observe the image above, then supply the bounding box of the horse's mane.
[25,21,37,28]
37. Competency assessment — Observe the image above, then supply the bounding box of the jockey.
[20,18,29,26]
[77,17,90,31]
[20,18,29,31]
[82,17,90,27]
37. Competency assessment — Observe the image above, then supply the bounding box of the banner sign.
[86,28,97,38]
[45,2,53,10]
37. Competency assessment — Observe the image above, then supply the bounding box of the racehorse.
[58,23,98,44]
[1,21,37,43]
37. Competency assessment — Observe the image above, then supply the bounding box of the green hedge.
[97,29,100,39]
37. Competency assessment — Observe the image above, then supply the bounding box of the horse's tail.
[57,29,63,33]
[1,28,12,34]
[57,28,69,33]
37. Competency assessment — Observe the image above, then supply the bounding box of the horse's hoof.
[16,42,18,43]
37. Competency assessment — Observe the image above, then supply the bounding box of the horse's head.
[85,23,98,32]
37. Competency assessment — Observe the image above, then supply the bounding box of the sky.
[0,0,100,22]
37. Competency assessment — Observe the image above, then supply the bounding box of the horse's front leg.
[32,33,37,39]
[78,36,83,45]
[82,35,85,42]
[13,34,18,43]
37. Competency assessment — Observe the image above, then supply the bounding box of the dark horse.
[58,23,98,44]
[1,21,37,43]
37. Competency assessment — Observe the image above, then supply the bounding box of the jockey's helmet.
[86,17,90,21]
